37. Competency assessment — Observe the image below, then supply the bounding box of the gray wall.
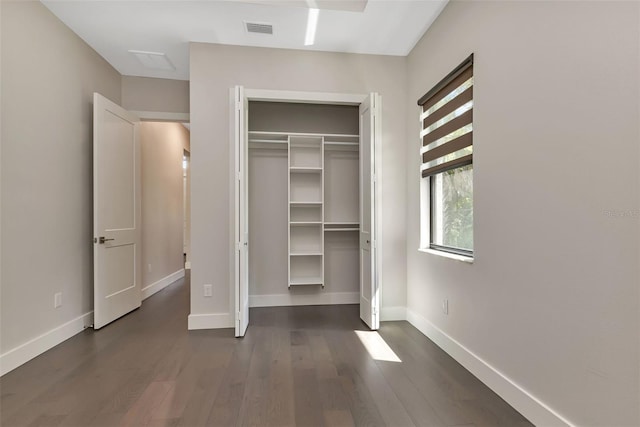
[189,43,408,325]
[1,2,121,352]
[122,76,189,114]
[405,1,640,426]
[140,122,189,290]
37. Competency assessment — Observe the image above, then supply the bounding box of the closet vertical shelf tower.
[288,136,324,287]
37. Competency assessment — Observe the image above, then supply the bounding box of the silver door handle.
[98,237,114,244]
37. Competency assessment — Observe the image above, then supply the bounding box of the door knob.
[98,236,114,244]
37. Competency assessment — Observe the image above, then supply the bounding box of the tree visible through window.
[431,164,473,252]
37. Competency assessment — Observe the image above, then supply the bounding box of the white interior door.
[93,93,141,329]
[360,93,381,330]
[234,86,250,337]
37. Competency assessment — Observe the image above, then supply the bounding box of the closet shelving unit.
[288,135,324,287]
[248,130,360,289]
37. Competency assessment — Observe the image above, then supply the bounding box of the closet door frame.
[231,87,382,335]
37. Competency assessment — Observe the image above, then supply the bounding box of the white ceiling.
[42,0,448,81]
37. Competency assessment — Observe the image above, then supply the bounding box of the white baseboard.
[188,313,234,330]
[0,311,93,377]
[185,261,191,270]
[141,268,185,300]
[405,308,573,427]
[249,291,359,308]
[381,306,407,321]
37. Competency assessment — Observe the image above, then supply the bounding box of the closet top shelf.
[249,130,358,139]
[248,132,359,151]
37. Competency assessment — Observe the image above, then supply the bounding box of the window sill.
[418,248,474,264]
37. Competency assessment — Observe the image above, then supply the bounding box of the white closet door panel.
[359,93,381,330]
[234,86,250,337]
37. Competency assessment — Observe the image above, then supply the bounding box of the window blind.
[418,54,474,178]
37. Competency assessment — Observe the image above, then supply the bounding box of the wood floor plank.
[335,329,417,427]
[203,333,255,426]
[264,327,295,427]
[324,409,356,427]
[119,381,174,426]
[0,275,532,427]
[292,367,325,427]
[323,330,387,427]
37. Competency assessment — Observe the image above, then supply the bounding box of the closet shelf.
[249,138,288,144]
[250,130,358,139]
[289,167,322,173]
[324,228,359,232]
[289,278,324,286]
[290,251,323,256]
[324,141,359,146]
[290,201,322,206]
[290,221,322,226]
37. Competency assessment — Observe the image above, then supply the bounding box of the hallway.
[0,274,530,426]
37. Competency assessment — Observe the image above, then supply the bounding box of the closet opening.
[249,101,359,293]
[232,88,381,337]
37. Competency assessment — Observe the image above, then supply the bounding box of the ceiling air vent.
[245,21,273,35]
[129,50,175,71]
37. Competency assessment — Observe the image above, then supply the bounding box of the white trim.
[381,306,407,321]
[405,308,573,427]
[141,268,185,300]
[419,247,474,263]
[187,313,234,330]
[130,111,190,122]
[0,311,93,376]
[249,291,359,308]
[185,261,191,269]
[233,86,376,335]
[244,89,365,105]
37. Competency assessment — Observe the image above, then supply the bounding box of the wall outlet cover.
[54,292,63,308]
[204,284,213,297]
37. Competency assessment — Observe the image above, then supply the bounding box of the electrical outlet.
[442,298,448,315]
[54,292,63,308]
[148,263,152,273]
[203,284,213,297]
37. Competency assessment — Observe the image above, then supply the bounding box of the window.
[418,54,474,257]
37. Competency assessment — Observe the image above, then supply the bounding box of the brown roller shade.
[421,155,472,178]
[419,66,473,112]
[422,85,472,130]
[422,132,472,164]
[422,109,472,146]
[419,54,473,178]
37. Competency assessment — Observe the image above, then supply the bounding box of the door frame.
[230,88,383,334]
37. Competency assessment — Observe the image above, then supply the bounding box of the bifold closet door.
[233,86,250,337]
[359,93,381,330]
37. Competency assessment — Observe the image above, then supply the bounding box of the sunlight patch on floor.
[354,330,402,363]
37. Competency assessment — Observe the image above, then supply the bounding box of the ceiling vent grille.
[129,50,175,71]
[245,22,273,35]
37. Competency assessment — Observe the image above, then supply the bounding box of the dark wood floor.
[0,274,532,427]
